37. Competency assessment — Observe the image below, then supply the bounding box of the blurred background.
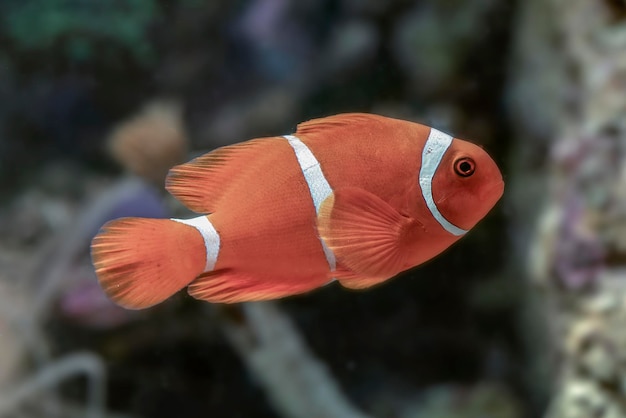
[1,0,625,417]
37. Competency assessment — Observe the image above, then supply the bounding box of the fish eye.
[454,157,475,177]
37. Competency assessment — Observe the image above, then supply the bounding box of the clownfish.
[91,113,504,309]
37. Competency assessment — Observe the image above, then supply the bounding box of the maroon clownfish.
[91,113,504,308]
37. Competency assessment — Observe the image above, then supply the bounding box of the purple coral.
[553,196,605,290]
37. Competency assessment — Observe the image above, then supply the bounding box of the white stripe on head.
[419,128,468,236]
[171,216,220,271]
[284,134,337,271]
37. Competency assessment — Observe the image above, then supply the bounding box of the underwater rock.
[561,287,626,388]
[546,378,624,418]
[402,383,522,418]
[0,280,27,390]
[0,189,73,247]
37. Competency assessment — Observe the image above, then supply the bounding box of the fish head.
[429,138,504,232]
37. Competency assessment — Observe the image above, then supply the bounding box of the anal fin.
[188,270,318,304]
[333,267,389,290]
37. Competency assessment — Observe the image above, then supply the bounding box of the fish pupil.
[454,158,475,177]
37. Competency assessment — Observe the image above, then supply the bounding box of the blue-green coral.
[2,0,159,64]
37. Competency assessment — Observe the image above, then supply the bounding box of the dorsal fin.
[295,113,389,137]
[165,137,283,213]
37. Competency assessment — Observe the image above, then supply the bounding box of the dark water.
[0,1,528,417]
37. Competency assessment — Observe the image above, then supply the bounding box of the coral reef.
[509,0,626,416]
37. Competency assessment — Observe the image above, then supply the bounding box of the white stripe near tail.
[171,216,220,271]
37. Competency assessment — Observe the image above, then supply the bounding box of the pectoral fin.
[317,188,422,279]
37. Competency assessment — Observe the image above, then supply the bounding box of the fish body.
[91,113,504,308]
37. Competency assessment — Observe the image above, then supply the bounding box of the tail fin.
[91,217,210,309]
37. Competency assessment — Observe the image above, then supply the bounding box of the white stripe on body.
[418,128,468,236]
[284,134,337,271]
[171,216,220,271]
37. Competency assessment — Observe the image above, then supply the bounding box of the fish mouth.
[434,179,504,229]
[435,180,504,207]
